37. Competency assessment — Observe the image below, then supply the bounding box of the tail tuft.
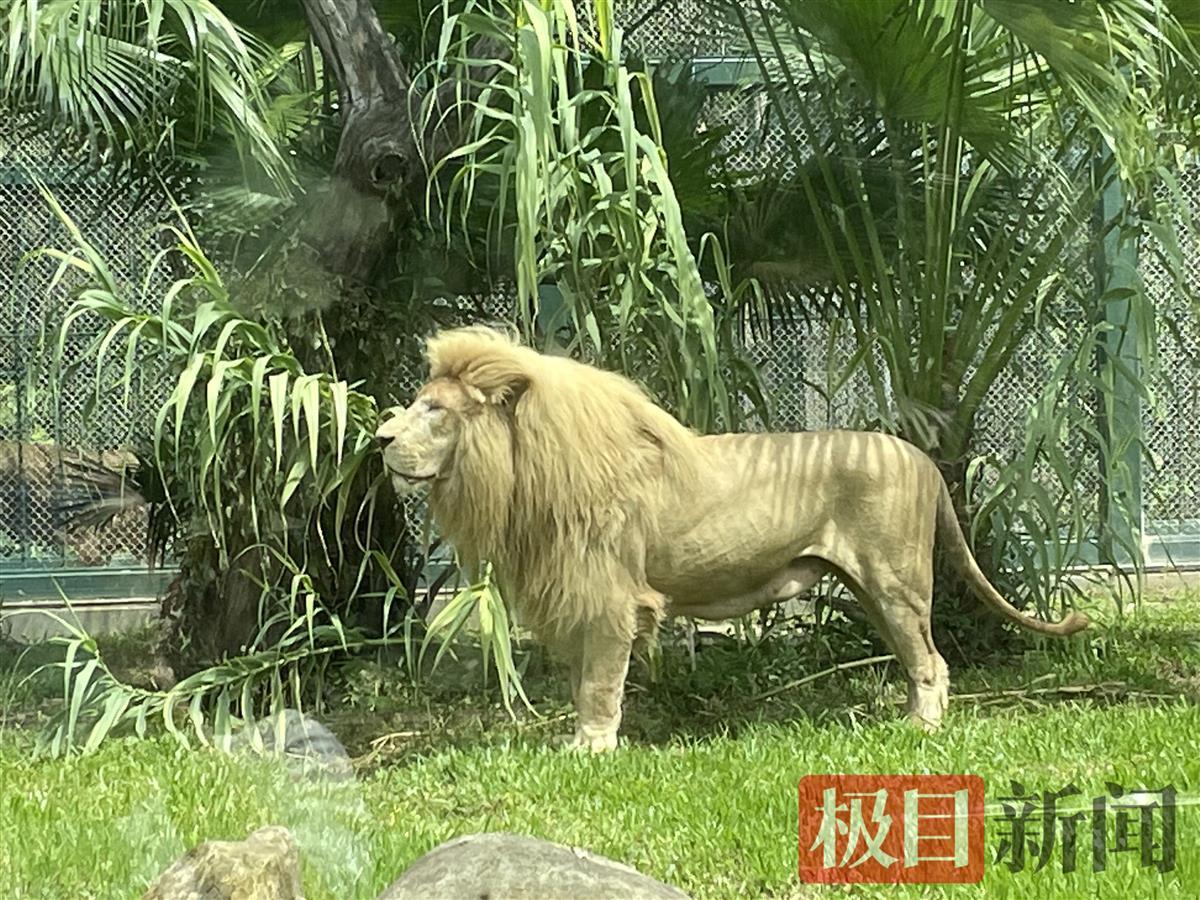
[1054,610,1090,636]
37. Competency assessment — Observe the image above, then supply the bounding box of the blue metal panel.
[1093,151,1145,568]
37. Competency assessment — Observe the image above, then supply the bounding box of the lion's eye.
[425,400,443,413]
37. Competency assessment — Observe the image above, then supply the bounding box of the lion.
[375,326,1087,750]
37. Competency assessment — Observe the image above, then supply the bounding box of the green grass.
[2,595,1199,899]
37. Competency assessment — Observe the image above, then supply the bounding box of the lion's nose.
[376,432,395,449]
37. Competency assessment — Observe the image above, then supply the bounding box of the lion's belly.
[645,520,812,606]
[647,432,834,603]
[645,429,935,608]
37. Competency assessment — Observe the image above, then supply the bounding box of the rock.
[142,825,303,900]
[378,832,691,899]
[233,709,354,782]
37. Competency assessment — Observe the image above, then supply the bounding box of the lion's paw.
[555,728,619,753]
[908,714,942,734]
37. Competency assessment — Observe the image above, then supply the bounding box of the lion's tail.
[935,478,1088,637]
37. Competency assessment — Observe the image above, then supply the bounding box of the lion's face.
[375,378,475,497]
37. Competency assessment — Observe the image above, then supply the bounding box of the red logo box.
[798,774,985,884]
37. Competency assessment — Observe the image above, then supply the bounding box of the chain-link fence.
[1,114,168,572]
[3,18,1199,583]
[1142,164,1200,529]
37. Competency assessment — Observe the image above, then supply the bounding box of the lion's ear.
[430,332,534,408]
[488,374,530,408]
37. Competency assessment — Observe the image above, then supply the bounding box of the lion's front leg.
[565,624,632,753]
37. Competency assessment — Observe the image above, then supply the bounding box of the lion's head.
[375,377,478,498]
[375,326,534,501]
[375,325,695,642]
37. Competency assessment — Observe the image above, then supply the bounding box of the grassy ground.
[1,594,1198,898]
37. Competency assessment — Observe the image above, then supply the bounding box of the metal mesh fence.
[619,0,740,61]
[0,114,167,570]
[1142,163,1200,525]
[741,319,882,432]
[699,86,801,184]
[2,24,1199,579]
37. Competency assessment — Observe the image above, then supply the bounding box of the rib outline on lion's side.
[375,326,1088,750]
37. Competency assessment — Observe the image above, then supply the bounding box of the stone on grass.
[234,708,354,782]
[378,832,691,899]
[142,825,303,900]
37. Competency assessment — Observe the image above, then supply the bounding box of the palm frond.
[1,0,297,192]
[719,0,1200,622]
[52,451,146,532]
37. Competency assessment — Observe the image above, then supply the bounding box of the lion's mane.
[424,326,699,643]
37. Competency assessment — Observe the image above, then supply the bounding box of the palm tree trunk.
[296,0,413,278]
[297,0,506,280]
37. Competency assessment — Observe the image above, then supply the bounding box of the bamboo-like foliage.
[29,183,539,754]
[39,195,380,572]
[722,0,1200,617]
[35,603,393,756]
[426,0,767,432]
[418,563,532,716]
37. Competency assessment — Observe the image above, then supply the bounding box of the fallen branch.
[516,712,572,731]
[351,728,428,769]
[952,681,1188,703]
[751,654,896,702]
[368,729,425,748]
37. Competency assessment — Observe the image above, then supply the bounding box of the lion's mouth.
[387,465,438,485]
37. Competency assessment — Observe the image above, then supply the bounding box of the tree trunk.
[297,0,504,281]
[297,0,415,278]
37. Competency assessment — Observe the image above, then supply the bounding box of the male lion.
[376,326,1087,750]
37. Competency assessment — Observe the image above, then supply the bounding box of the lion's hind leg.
[890,610,949,732]
[849,575,949,732]
[903,638,950,731]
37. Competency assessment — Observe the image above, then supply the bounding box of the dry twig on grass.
[751,654,897,702]
[952,681,1186,704]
